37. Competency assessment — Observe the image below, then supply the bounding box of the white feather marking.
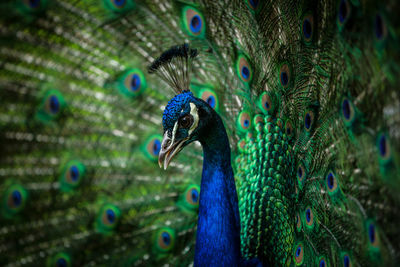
[189,103,199,135]
[171,121,178,145]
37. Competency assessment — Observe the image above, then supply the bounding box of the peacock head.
[158,90,213,169]
[148,43,213,169]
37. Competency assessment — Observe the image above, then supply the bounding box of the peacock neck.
[195,113,241,266]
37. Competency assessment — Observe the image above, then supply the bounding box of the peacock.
[0,0,399,266]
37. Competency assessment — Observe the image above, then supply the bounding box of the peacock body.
[0,0,400,266]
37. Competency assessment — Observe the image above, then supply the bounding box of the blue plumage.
[157,88,242,265]
[162,91,194,131]
[195,103,241,266]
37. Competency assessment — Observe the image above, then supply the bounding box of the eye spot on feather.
[159,231,171,248]
[237,111,252,133]
[285,120,293,137]
[70,166,79,181]
[143,134,163,161]
[162,232,170,245]
[24,0,41,8]
[374,14,387,41]
[296,247,301,257]
[156,228,175,252]
[342,99,351,119]
[338,0,350,26]
[37,90,66,122]
[5,185,27,216]
[180,184,200,211]
[293,243,304,265]
[191,188,198,203]
[297,163,306,183]
[319,258,327,267]
[298,167,303,179]
[302,14,314,43]
[9,190,22,208]
[51,253,71,267]
[124,72,142,92]
[153,139,161,155]
[206,95,215,107]
[103,209,116,224]
[199,89,218,110]
[236,55,252,83]
[97,204,120,232]
[188,188,199,205]
[369,224,375,242]
[279,64,291,89]
[111,0,126,8]
[118,69,147,98]
[341,98,356,126]
[103,0,134,13]
[46,95,60,114]
[183,7,205,37]
[185,186,200,206]
[304,113,311,129]
[56,257,68,267]
[131,74,140,91]
[343,254,351,267]
[60,161,86,191]
[247,0,259,10]
[103,209,115,225]
[304,110,314,131]
[148,138,161,156]
[280,72,288,86]
[258,92,275,115]
[305,207,314,226]
[190,15,201,33]
[66,165,79,183]
[21,0,48,13]
[368,222,380,247]
[264,97,270,109]
[377,133,391,161]
[242,66,250,79]
[326,171,338,193]
[296,213,302,231]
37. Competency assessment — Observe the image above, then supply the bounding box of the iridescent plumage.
[0,0,399,266]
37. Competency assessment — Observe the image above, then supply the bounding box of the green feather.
[0,0,399,266]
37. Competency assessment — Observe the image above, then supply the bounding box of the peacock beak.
[158,131,189,170]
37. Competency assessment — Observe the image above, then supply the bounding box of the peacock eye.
[179,115,193,129]
[293,242,304,265]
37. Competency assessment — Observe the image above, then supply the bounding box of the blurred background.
[0,0,210,266]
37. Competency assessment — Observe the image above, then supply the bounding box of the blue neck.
[194,113,241,266]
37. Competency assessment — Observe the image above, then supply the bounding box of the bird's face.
[159,91,204,169]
